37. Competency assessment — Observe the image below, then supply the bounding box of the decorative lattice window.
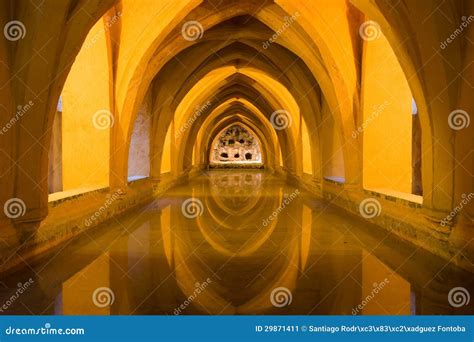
[210,124,262,166]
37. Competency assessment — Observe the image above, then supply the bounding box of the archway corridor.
[0,0,473,316]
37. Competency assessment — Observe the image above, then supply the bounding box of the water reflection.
[0,171,473,315]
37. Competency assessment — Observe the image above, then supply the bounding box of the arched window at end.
[209,124,263,168]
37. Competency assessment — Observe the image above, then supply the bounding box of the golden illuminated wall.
[61,20,111,190]
[1,0,472,276]
[161,121,173,174]
[128,93,151,179]
[361,32,413,193]
[321,101,345,181]
[301,119,313,174]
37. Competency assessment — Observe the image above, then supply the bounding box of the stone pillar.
[48,110,63,193]
[411,113,422,196]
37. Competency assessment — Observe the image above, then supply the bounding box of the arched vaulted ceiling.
[1,0,471,235]
[130,15,325,181]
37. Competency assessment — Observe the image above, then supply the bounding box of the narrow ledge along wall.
[295,175,471,274]
[0,173,193,276]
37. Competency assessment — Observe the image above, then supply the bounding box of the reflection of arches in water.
[209,124,263,167]
[197,182,284,255]
[209,171,263,193]
[161,173,312,313]
[172,218,301,314]
[151,198,474,315]
[196,203,279,257]
[15,192,472,315]
[161,181,314,314]
[207,172,263,218]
